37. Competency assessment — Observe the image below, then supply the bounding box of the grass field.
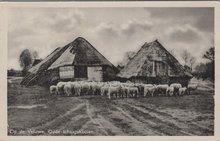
[7,77,214,136]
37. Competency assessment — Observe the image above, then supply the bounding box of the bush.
[193,61,214,81]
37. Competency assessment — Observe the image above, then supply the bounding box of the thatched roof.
[32,59,43,66]
[117,40,193,79]
[21,37,117,86]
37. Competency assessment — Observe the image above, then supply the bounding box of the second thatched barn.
[21,37,119,86]
[117,40,193,86]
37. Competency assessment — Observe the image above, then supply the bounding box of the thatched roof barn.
[21,37,118,86]
[117,40,193,86]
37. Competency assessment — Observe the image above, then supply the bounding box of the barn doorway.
[88,66,103,82]
[74,65,88,78]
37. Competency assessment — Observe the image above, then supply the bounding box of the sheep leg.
[78,89,81,96]
[108,92,111,99]
[151,91,154,97]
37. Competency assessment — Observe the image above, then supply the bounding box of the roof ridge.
[154,40,188,74]
[77,37,118,70]
[118,39,193,78]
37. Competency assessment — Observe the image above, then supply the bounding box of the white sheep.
[81,82,91,95]
[96,82,104,95]
[69,82,77,95]
[74,82,81,96]
[179,87,187,95]
[121,83,137,98]
[56,82,66,95]
[170,83,182,88]
[119,85,131,98]
[50,85,57,95]
[144,84,157,97]
[187,84,198,94]
[107,85,121,99]
[156,84,169,95]
[90,82,99,95]
[101,84,110,96]
[129,86,139,97]
[64,82,73,96]
[170,83,182,95]
[135,83,145,96]
[119,84,127,98]
[166,86,174,96]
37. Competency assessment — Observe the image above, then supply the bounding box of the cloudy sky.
[8,7,214,70]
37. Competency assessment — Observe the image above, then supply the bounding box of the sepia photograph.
[6,6,215,136]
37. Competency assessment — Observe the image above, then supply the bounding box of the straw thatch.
[117,40,192,85]
[21,37,118,86]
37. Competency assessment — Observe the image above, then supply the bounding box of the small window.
[59,66,74,79]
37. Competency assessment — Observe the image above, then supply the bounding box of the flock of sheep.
[49,81,198,99]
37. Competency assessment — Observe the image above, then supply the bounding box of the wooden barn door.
[88,66,103,82]
[74,65,88,79]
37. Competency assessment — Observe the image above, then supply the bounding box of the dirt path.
[85,100,132,135]
[86,98,164,135]
[32,103,85,131]
[112,105,165,135]
[120,100,213,135]
[83,97,213,136]
[85,101,109,135]
[24,96,213,136]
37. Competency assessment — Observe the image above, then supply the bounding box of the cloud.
[8,8,87,70]
[194,14,214,33]
[121,20,153,37]
[94,22,120,41]
[7,8,214,70]
[35,9,85,33]
[146,8,214,33]
[167,25,201,43]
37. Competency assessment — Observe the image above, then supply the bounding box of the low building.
[117,40,193,86]
[21,37,118,86]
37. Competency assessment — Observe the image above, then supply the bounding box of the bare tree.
[117,51,136,70]
[125,51,136,60]
[19,49,33,76]
[189,56,196,71]
[203,47,214,62]
[181,49,197,71]
[32,50,39,59]
[181,50,191,66]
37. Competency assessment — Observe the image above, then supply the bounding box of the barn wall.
[129,76,169,84]
[103,66,117,81]
[74,65,88,78]
[129,77,148,84]
[35,65,117,85]
[169,77,192,87]
[119,76,191,86]
[88,66,103,82]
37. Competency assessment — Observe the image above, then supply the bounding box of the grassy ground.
[7,77,214,136]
